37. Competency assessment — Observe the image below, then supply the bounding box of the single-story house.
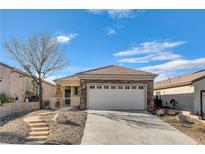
[154,70,205,118]
[54,65,158,110]
[0,62,56,103]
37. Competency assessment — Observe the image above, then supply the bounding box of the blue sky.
[1,9,205,82]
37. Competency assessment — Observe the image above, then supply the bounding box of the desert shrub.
[24,90,39,102]
[55,98,61,107]
[44,100,50,108]
[30,95,39,102]
[0,93,11,106]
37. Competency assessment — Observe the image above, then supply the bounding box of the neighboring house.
[0,62,56,103]
[54,65,157,110]
[154,70,205,118]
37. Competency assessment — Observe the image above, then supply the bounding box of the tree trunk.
[39,81,44,109]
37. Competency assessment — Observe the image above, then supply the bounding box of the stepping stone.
[25,141,46,145]
[24,117,42,123]
[26,120,43,123]
[31,127,49,131]
[29,131,49,136]
[27,136,48,140]
[29,123,48,127]
[24,114,51,144]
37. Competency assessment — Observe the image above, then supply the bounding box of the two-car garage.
[87,84,146,110]
[55,65,157,110]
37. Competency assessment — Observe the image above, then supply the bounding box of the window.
[125,86,130,89]
[138,86,144,90]
[90,86,95,89]
[104,86,109,89]
[111,86,116,89]
[64,89,70,97]
[74,87,78,95]
[118,86,123,89]
[132,86,137,89]
[97,86,102,89]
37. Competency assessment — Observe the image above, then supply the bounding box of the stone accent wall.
[79,79,154,110]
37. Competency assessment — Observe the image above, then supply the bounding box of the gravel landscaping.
[0,117,30,144]
[0,111,30,126]
[0,109,87,145]
[159,115,205,144]
[0,110,54,144]
[43,111,87,145]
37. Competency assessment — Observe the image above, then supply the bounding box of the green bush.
[44,100,50,108]
[0,93,11,106]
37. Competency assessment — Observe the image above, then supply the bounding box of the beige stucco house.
[154,70,205,118]
[54,65,158,110]
[0,62,56,103]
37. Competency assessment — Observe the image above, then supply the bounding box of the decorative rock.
[177,114,194,124]
[156,109,165,116]
[56,113,67,123]
[165,110,178,116]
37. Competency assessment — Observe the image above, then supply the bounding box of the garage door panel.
[88,84,145,110]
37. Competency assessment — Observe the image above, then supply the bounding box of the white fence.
[0,102,39,118]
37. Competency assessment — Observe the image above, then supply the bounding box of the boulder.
[177,114,194,124]
[165,109,178,116]
[156,109,165,116]
[56,113,67,123]
[55,113,73,125]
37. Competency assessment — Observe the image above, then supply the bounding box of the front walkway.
[24,113,51,143]
[0,106,86,145]
[24,107,72,144]
[81,110,196,145]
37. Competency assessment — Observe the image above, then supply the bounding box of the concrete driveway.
[81,110,196,145]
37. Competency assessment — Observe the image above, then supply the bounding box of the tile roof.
[54,75,80,84]
[54,65,157,83]
[77,65,157,76]
[154,70,205,90]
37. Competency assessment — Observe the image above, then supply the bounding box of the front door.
[64,89,71,106]
[202,92,205,119]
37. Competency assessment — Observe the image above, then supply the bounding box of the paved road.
[81,110,196,145]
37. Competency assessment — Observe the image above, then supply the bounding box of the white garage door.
[88,84,146,110]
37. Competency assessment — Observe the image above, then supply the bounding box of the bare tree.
[3,33,66,109]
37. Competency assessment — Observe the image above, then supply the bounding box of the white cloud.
[106,28,118,35]
[139,58,205,74]
[105,21,126,36]
[88,10,142,36]
[56,33,78,44]
[87,9,104,15]
[106,10,135,19]
[113,41,186,57]
[138,58,205,81]
[118,52,182,63]
[45,75,57,85]
[88,9,136,19]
